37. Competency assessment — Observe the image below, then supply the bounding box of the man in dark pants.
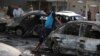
[31,7,62,53]
[87,10,91,21]
[31,7,55,53]
[32,27,52,52]
[7,4,14,18]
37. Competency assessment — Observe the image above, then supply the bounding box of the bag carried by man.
[45,12,54,29]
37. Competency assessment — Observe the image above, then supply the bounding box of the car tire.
[15,27,24,36]
[97,44,100,56]
[52,43,60,54]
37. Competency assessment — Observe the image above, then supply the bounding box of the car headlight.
[53,37,62,42]
[56,38,62,42]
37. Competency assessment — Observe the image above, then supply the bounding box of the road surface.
[0,34,75,56]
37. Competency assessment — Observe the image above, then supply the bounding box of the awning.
[46,0,68,2]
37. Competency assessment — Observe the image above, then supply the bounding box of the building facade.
[0,0,100,20]
[0,0,67,11]
[68,0,100,20]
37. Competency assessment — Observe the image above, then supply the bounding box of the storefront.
[86,0,100,20]
[26,1,51,10]
[67,0,100,20]
[46,0,67,11]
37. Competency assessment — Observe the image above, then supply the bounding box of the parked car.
[45,21,100,56]
[55,11,86,24]
[6,11,47,36]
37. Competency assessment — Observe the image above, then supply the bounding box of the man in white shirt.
[96,12,100,21]
[13,5,24,18]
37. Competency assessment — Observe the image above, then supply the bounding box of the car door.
[79,23,100,52]
[60,23,82,50]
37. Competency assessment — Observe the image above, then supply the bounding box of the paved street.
[0,34,75,56]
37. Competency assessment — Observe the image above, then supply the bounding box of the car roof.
[56,11,81,17]
[60,11,75,13]
[26,10,47,16]
[68,21,100,26]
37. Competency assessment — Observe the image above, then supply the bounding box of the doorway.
[88,5,99,21]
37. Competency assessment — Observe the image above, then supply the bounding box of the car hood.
[0,42,21,56]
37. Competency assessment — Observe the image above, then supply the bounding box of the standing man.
[29,5,33,11]
[13,4,24,18]
[87,10,91,21]
[31,7,62,53]
[6,4,14,18]
[96,12,100,21]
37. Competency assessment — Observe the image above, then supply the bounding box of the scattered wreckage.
[0,11,46,37]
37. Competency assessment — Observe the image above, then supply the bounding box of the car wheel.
[15,28,24,36]
[52,43,60,54]
[97,45,100,56]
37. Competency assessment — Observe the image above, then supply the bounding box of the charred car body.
[6,11,46,36]
[45,21,100,56]
[1,11,85,37]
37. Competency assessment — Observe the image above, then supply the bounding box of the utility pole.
[67,0,70,10]
[56,0,58,11]
[39,0,41,10]
[64,0,67,11]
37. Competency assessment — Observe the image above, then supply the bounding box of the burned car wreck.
[45,21,100,56]
[5,11,46,37]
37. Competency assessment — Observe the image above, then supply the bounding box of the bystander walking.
[31,7,62,53]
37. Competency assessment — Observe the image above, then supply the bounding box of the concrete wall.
[68,0,86,14]
[51,1,67,11]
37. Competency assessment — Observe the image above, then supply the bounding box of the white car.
[55,11,86,23]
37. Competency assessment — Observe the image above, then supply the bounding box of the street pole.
[67,0,70,10]
[39,0,41,10]
[64,0,67,11]
[56,0,58,11]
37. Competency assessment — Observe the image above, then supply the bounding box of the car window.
[68,17,76,21]
[61,15,68,23]
[56,15,68,23]
[62,23,80,36]
[72,17,75,20]
[66,17,69,20]
[83,24,100,39]
[75,16,84,21]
